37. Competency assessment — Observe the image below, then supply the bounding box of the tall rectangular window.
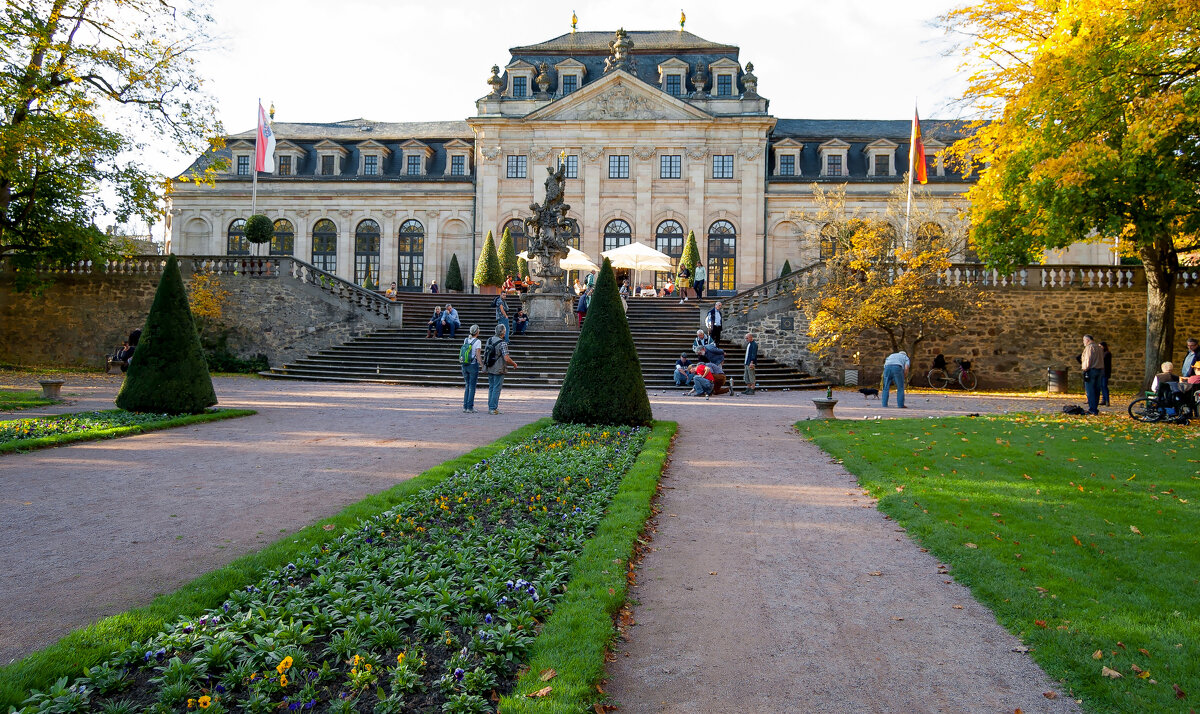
[237,155,250,176]
[451,155,465,176]
[512,76,527,98]
[407,155,421,175]
[873,154,890,176]
[660,154,681,179]
[507,155,527,179]
[712,155,734,179]
[826,154,843,176]
[779,154,795,176]
[608,155,630,179]
[562,75,578,95]
[364,155,378,175]
[665,75,682,96]
[716,74,733,97]
[278,155,292,176]
[565,155,578,178]
[321,155,335,176]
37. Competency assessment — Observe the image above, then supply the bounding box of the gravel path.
[605,387,1082,713]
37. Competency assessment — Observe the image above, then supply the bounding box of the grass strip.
[0,417,552,710]
[0,390,56,411]
[798,413,1199,714]
[0,409,257,455]
[502,420,677,713]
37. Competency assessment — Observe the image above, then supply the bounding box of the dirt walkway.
[0,376,556,666]
[605,388,1082,713]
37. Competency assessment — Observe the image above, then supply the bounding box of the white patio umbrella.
[601,242,675,289]
[517,247,598,272]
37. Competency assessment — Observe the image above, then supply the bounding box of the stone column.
[687,147,707,267]
[379,210,397,287]
[336,209,354,281]
[582,148,602,258]
[424,210,441,291]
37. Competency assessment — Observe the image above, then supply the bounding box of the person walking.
[1181,337,1200,378]
[741,332,758,394]
[576,288,590,328]
[585,270,597,291]
[484,324,518,414]
[705,302,724,345]
[442,303,460,338]
[881,349,910,408]
[492,293,510,344]
[459,325,482,413]
[1080,334,1104,415]
[1100,341,1113,406]
[676,264,691,303]
[692,263,706,299]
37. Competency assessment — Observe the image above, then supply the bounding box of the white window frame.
[442,139,473,178]
[923,138,947,177]
[399,139,433,177]
[313,140,349,177]
[772,139,803,177]
[657,58,690,97]
[707,58,741,99]
[507,155,528,179]
[357,140,391,177]
[505,60,535,99]
[555,59,586,97]
[712,154,735,179]
[864,139,899,177]
[818,139,850,178]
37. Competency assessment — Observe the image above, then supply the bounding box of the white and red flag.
[255,101,275,173]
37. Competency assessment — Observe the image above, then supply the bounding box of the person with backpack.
[459,324,483,413]
[576,288,590,327]
[484,323,518,414]
[492,293,511,344]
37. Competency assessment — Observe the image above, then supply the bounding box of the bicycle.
[927,356,978,391]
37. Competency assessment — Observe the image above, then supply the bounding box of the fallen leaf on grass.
[1102,666,1123,679]
[1093,650,1103,660]
[539,669,556,682]
[527,686,552,698]
[964,542,978,549]
[1035,620,1048,628]
[322,524,335,531]
[1173,683,1186,699]
[1072,535,1083,546]
[1130,525,1142,535]
[1139,648,1151,657]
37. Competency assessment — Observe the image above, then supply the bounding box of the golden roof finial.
[680,9,686,30]
[571,10,577,33]
[268,102,275,121]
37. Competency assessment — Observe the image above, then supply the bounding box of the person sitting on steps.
[426,306,444,338]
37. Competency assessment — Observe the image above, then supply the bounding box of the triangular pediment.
[275,139,305,153]
[525,71,711,122]
[866,138,899,150]
[819,138,851,151]
[228,139,254,151]
[313,139,349,155]
[357,139,391,155]
[773,138,804,149]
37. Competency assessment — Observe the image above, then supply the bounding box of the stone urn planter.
[811,397,838,419]
[38,379,65,399]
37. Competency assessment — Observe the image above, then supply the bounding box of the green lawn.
[0,389,56,411]
[799,413,1198,714]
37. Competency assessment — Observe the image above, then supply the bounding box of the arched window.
[397,219,425,291]
[502,219,528,255]
[707,220,737,293]
[603,219,632,252]
[270,219,294,256]
[355,219,381,287]
[819,223,838,261]
[311,219,337,273]
[227,219,249,256]
[654,220,685,290]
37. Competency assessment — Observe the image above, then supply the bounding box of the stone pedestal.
[39,379,65,399]
[811,397,838,419]
[521,292,577,331]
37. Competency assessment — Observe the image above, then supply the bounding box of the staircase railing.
[723,262,826,319]
[283,258,396,321]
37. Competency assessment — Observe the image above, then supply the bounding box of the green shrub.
[498,226,519,280]
[115,255,217,414]
[517,256,529,279]
[243,215,273,244]
[473,231,503,288]
[679,230,700,284]
[552,258,653,426]
[446,253,464,292]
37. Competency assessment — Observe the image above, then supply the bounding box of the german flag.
[911,108,927,184]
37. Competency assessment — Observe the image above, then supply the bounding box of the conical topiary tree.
[473,230,503,289]
[446,253,464,292]
[780,259,793,277]
[518,256,530,279]
[498,226,520,280]
[116,255,217,414]
[679,230,700,287]
[553,258,653,426]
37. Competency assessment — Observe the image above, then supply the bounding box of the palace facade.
[168,28,1111,295]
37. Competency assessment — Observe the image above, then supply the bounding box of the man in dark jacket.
[741,332,759,394]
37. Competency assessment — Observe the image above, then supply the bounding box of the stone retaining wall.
[0,271,388,369]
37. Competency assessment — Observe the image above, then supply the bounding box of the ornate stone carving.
[535,62,552,97]
[382,210,396,218]
[739,145,764,160]
[531,146,552,161]
[338,210,353,218]
[595,83,653,119]
[690,62,708,98]
[480,146,502,161]
[742,62,760,99]
[634,146,656,161]
[603,28,636,75]
[686,146,709,160]
[486,65,503,98]
[582,146,604,162]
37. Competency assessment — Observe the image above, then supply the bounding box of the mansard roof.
[229,118,472,141]
[511,30,737,55]
[772,118,972,141]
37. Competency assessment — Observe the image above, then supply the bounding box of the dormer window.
[406,156,421,175]
[399,139,433,176]
[313,140,349,177]
[716,74,732,97]
[513,76,528,98]
[274,140,305,178]
[451,156,465,175]
[773,139,803,177]
[708,58,741,98]
[357,140,390,177]
[442,139,473,178]
[228,140,254,176]
[322,156,335,175]
[665,75,682,96]
[554,59,585,98]
[278,156,292,176]
[658,58,690,98]
[364,156,378,175]
[865,139,899,177]
[505,60,535,99]
[924,138,947,177]
[237,155,250,176]
[818,139,850,178]
[562,75,577,95]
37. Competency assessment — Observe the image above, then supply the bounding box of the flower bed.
[0,409,255,454]
[14,424,649,714]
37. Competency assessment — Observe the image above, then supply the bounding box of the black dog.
[858,387,880,400]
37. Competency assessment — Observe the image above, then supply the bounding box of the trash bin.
[1047,368,1068,394]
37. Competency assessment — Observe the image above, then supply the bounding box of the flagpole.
[252,98,260,218]
[905,100,916,249]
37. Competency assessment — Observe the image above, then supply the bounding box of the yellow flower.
[188,699,196,709]
[364,663,372,671]
[280,673,288,687]
[249,673,258,681]
[397,652,406,664]
[276,655,293,674]
[199,696,212,709]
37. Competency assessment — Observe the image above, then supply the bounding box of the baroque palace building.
[168,28,1110,295]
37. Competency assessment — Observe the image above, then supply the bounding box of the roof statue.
[604,29,636,74]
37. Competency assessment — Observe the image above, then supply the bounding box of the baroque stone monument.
[520,163,580,330]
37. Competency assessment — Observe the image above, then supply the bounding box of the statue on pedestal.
[520,162,580,329]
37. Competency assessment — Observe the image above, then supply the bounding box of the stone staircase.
[261,292,829,390]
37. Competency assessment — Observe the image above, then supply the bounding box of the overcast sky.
[138,0,968,234]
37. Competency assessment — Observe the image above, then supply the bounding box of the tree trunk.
[1141,239,1177,388]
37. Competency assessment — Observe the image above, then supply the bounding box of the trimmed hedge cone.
[553,258,653,426]
[115,255,218,414]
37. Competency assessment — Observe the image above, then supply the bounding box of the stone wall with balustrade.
[0,256,396,369]
[725,264,1200,391]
